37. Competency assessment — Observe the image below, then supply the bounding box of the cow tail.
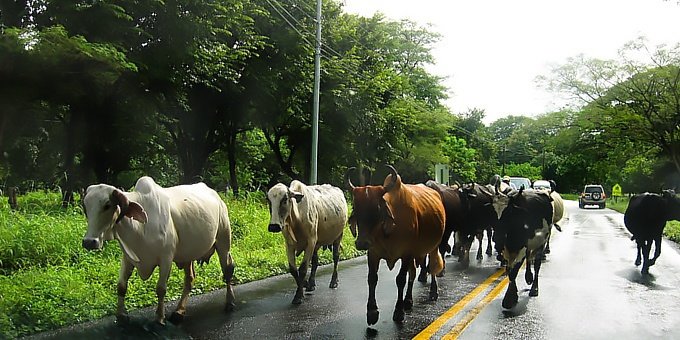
[429,249,444,276]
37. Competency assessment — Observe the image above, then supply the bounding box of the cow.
[266,180,347,305]
[453,183,500,267]
[81,176,235,325]
[491,187,553,309]
[624,189,680,274]
[347,165,445,325]
[422,180,464,276]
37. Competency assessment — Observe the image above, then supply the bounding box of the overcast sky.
[342,0,680,124]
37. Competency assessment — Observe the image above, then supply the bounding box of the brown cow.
[347,165,445,325]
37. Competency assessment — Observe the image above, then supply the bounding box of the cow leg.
[154,262,172,325]
[366,252,380,325]
[427,249,442,301]
[502,261,522,309]
[306,249,319,292]
[525,250,534,285]
[476,232,484,260]
[169,262,195,324]
[485,228,493,256]
[405,260,416,311]
[417,257,428,282]
[635,241,643,266]
[115,258,134,324]
[216,241,236,312]
[649,234,663,266]
[461,237,472,268]
[529,250,543,297]
[393,257,411,323]
[544,238,551,255]
[287,248,305,304]
[329,239,341,289]
[641,240,652,275]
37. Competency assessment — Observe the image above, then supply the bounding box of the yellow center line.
[442,276,510,340]
[412,268,505,340]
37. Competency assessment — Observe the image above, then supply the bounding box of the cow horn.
[110,189,129,224]
[383,164,398,192]
[346,167,357,190]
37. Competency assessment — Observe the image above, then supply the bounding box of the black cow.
[492,188,553,309]
[624,189,680,274]
[423,180,465,276]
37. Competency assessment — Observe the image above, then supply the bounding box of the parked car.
[579,184,606,209]
[532,180,551,191]
[509,177,532,190]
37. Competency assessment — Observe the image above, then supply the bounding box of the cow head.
[346,165,398,250]
[662,189,680,221]
[81,184,148,251]
[266,183,304,233]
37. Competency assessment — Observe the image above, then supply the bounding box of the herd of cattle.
[79,167,680,327]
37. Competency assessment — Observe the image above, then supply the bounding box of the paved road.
[29,200,680,339]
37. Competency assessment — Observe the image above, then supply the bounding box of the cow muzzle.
[82,238,101,250]
[268,224,282,233]
[355,239,370,251]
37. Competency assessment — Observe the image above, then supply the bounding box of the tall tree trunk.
[61,120,77,208]
[226,132,239,197]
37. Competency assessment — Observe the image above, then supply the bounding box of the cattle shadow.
[616,268,673,290]
[500,289,531,318]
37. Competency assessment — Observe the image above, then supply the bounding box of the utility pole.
[310,0,322,185]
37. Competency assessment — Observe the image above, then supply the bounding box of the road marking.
[442,276,510,339]
[412,268,505,340]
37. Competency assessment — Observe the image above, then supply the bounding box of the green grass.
[0,191,361,338]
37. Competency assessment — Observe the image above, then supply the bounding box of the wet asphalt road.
[29,200,680,339]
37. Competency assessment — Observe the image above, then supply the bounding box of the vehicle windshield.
[510,178,531,190]
[585,186,603,193]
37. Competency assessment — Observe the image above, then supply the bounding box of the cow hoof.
[329,281,338,289]
[529,288,539,297]
[429,291,439,301]
[477,254,483,261]
[306,284,316,292]
[635,260,641,266]
[502,296,517,309]
[649,259,657,266]
[115,314,130,326]
[292,295,303,305]
[392,309,405,323]
[417,273,428,283]
[225,302,236,313]
[168,311,185,325]
[404,298,413,311]
[525,273,534,285]
[641,267,650,275]
[486,249,493,256]
[367,309,379,325]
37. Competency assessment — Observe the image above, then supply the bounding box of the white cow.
[266,180,347,304]
[82,176,235,325]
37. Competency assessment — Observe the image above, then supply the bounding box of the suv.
[579,184,606,209]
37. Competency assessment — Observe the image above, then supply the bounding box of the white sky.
[342,0,680,124]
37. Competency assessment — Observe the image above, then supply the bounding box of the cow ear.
[348,212,357,238]
[126,202,148,223]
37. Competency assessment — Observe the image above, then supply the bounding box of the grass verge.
[0,191,361,338]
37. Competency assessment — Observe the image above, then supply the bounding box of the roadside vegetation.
[0,191,361,338]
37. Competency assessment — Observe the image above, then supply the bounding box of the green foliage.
[0,191,361,338]
[503,162,542,181]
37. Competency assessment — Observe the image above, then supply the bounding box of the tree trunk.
[226,132,239,197]
[8,187,18,210]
